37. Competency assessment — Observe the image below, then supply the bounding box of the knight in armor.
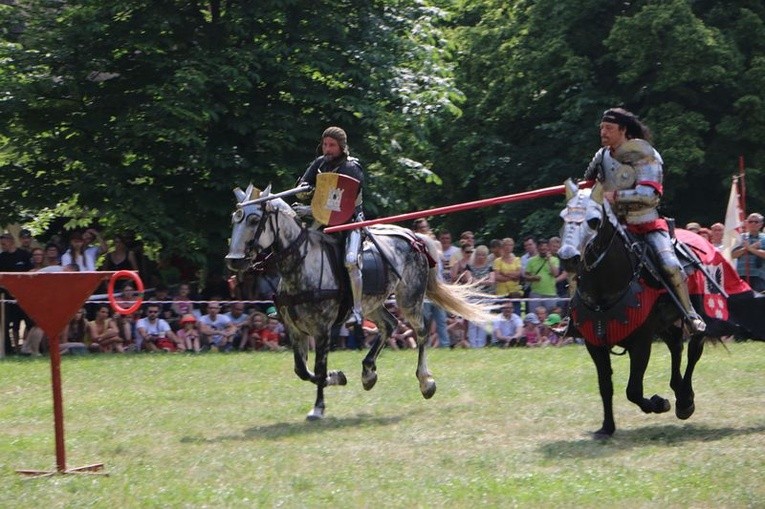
[583,108,706,333]
[296,126,365,325]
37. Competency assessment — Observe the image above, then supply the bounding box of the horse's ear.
[565,179,578,201]
[234,187,246,203]
[262,184,272,197]
[591,182,604,204]
[245,183,261,201]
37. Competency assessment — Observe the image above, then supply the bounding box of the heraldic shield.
[311,173,360,226]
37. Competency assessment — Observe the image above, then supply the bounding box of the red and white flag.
[722,176,744,262]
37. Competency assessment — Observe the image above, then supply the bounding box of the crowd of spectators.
[4,213,762,357]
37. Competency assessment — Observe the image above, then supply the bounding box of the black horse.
[558,180,721,438]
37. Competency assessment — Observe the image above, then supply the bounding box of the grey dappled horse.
[226,185,494,420]
[558,180,707,438]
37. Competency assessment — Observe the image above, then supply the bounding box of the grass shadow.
[539,423,765,459]
[181,412,407,444]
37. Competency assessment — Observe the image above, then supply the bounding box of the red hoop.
[108,270,144,315]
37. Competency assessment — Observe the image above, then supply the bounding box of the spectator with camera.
[732,212,765,292]
[522,238,560,312]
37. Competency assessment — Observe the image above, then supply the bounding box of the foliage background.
[2,0,764,273]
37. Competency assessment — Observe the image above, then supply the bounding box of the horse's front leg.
[675,332,705,420]
[307,334,339,421]
[662,326,694,419]
[626,336,671,415]
[292,334,315,382]
[586,343,615,438]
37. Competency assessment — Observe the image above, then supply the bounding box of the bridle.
[244,202,309,274]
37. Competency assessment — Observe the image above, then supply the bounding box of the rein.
[262,207,310,273]
[249,203,344,320]
[582,222,619,271]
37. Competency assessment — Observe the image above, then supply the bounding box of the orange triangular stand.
[0,272,113,339]
[0,271,117,477]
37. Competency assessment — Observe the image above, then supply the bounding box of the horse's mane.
[601,197,621,231]
[267,197,298,219]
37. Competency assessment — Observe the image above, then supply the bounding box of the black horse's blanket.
[678,229,765,340]
[572,229,765,345]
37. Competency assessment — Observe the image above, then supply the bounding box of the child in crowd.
[176,314,200,353]
[540,313,564,346]
[447,314,469,348]
[171,282,195,318]
[61,308,90,355]
[246,311,268,351]
[522,312,541,347]
[113,311,136,351]
[390,318,417,349]
[362,319,380,349]
[261,314,286,351]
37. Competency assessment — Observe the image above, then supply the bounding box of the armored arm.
[296,157,323,201]
[613,185,660,208]
[612,139,663,208]
[583,148,606,181]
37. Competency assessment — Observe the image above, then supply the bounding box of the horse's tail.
[417,234,497,323]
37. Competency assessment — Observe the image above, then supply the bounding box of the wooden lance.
[324,184,567,234]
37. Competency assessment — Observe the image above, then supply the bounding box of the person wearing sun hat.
[522,312,541,347]
[541,313,564,346]
[543,313,562,327]
[177,314,200,353]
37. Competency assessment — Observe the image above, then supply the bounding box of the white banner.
[722,176,743,262]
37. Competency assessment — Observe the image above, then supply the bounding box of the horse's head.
[557,179,606,273]
[225,183,282,271]
[226,183,265,271]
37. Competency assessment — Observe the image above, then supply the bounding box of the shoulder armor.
[614,139,657,165]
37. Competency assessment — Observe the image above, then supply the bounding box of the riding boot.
[666,268,706,333]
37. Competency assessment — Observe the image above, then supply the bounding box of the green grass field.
[1,343,763,508]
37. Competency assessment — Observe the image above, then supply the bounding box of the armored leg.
[345,229,363,324]
[646,230,706,333]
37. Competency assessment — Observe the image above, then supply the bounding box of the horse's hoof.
[592,428,614,440]
[362,370,377,391]
[306,408,324,421]
[650,394,671,413]
[327,370,347,386]
[420,379,436,399]
[676,403,695,420]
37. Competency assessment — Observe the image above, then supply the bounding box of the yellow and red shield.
[311,173,360,226]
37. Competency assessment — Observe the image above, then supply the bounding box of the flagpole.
[739,155,746,216]
[738,156,751,284]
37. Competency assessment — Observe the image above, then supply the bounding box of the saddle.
[361,224,430,294]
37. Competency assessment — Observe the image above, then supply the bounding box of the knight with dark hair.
[583,107,706,333]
